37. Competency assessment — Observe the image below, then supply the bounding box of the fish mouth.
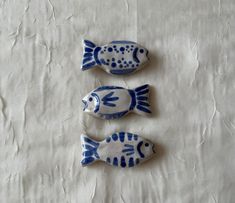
[152,144,156,153]
[82,100,88,111]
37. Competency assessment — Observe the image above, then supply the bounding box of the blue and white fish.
[81,132,155,168]
[82,84,151,120]
[81,40,149,75]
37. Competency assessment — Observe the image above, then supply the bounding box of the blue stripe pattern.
[94,86,124,92]
[133,47,140,63]
[112,133,118,141]
[137,96,148,101]
[136,105,151,113]
[137,89,149,96]
[127,133,133,141]
[85,47,93,52]
[110,68,136,75]
[102,92,119,107]
[111,40,136,44]
[83,137,99,147]
[94,47,101,65]
[138,101,150,107]
[82,61,96,70]
[129,157,134,167]
[128,90,136,111]
[119,132,125,142]
[135,84,149,92]
[113,157,118,166]
[84,40,96,48]
[100,110,128,120]
[121,156,126,168]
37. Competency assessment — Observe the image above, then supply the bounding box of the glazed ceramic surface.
[82,84,151,119]
[81,40,149,75]
[81,132,155,168]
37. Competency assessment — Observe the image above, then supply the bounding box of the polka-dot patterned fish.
[81,40,149,75]
[81,132,155,168]
[82,84,151,120]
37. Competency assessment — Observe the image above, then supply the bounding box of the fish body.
[82,84,151,120]
[81,132,155,168]
[81,40,149,75]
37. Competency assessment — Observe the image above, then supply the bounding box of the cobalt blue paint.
[94,86,124,92]
[119,132,125,142]
[121,156,126,168]
[137,141,145,158]
[129,157,134,167]
[111,40,136,44]
[113,157,118,166]
[111,63,116,68]
[128,90,136,111]
[101,92,119,107]
[110,69,136,75]
[112,133,118,141]
[127,133,133,141]
[120,47,125,52]
[99,111,129,120]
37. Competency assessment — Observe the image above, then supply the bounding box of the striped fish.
[81,132,155,168]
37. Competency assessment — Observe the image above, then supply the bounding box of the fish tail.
[81,40,99,71]
[81,134,100,166]
[133,84,151,115]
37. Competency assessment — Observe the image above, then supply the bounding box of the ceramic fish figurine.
[82,84,151,120]
[81,40,149,75]
[81,132,155,168]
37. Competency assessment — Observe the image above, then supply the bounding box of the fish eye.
[145,143,149,147]
[140,49,144,53]
[89,97,93,102]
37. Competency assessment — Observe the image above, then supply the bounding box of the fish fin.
[81,40,99,71]
[81,134,100,166]
[133,84,152,115]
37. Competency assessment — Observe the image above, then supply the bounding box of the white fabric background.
[0,0,235,202]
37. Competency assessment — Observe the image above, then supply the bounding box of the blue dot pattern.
[97,43,145,75]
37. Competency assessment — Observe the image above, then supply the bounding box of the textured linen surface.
[0,0,235,202]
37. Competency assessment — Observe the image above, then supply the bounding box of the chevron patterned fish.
[82,84,152,120]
